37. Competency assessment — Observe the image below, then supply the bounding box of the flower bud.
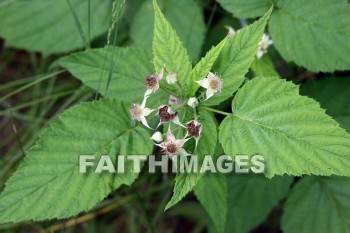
[187,97,198,108]
[169,95,181,105]
[150,131,163,143]
[226,26,236,37]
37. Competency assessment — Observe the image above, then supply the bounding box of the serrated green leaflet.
[300,77,350,132]
[0,99,153,223]
[53,47,168,108]
[219,76,350,177]
[269,0,350,72]
[130,0,205,62]
[165,109,218,210]
[189,37,228,96]
[282,176,350,233]
[0,0,111,55]
[152,0,192,97]
[217,0,272,18]
[205,7,272,106]
[195,172,292,233]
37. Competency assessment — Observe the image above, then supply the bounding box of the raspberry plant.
[1,0,350,232]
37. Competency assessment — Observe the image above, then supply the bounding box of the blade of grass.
[0,89,75,115]
[0,70,63,102]
[7,105,25,157]
[87,0,91,48]
[66,0,87,49]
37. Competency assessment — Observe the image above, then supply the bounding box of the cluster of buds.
[130,65,224,158]
[226,26,273,59]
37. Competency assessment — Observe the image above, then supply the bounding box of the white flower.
[156,105,185,128]
[257,33,273,59]
[166,72,177,84]
[195,72,223,100]
[158,128,189,158]
[130,96,154,129]
[144,67,164,96]
[150,131,163,143]
[187,97,198,108]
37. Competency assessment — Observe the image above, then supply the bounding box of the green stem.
[202,106,231,116]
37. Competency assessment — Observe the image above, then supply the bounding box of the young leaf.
[300,77,350,132]
[219,76,350,178]
[153,0,192,97]
[282,176,350,233]
[189,37,228,96]
[195,172,293,233]
[206,7,272,106]
[53,47,168,108]
[217,0,272,18]
[0,99,153,223]
[130,0,206,62]
[0,0,111,55]
[269,0,350,72]
[165,109,218,210]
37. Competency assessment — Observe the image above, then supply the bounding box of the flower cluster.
[130,65,223,158]
[227,27,273,59]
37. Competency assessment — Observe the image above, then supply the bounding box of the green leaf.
[300,77,350,132]
[165,109,218,210]
[219,76,350,177]
[206,7,272,105]
[53,46,168,107]
[130,0,206,62]
[195,172,293,233]
[269,0,350,72]
[0,99,153,223]
[217,0,272,18]
[189,37,229,96]
[251,56,280,77]
[282,176,350,233]
[0,0,111,55]
[153,0,192,97]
